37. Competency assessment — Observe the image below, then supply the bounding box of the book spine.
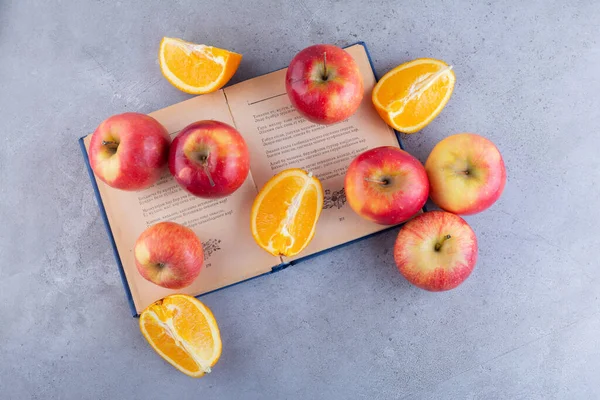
[78,137,138,317]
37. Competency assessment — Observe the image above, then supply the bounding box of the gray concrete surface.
[1,0,599,398]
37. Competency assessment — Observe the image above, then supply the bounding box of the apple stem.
[202,163,216,187]
[322,52,328,80]
[364,177,389,185]
[102,140,119,151]
[435,235,452,251]
[193,153,216,187]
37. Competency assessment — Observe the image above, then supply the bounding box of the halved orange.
[139,294,222,378]
[372,58,455,133]
[251,169,324,257]
[159,37,242,94]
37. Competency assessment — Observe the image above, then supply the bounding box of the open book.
[80,43,404,315]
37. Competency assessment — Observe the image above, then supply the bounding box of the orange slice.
[139,294,222,378]
[372,58,455,134]
[251,169,324,257]
[159,37,242,94]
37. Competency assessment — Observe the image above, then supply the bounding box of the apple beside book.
[344,146,429,225]
[89,112,170,191]
[169,120,250,198]
[286,44,364,125]
[342,134,505,291]
[134,221,204,289]
[394,211,478,291]
[425,133,506,215]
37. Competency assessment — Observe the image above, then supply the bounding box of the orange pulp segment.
[139,294,222,378]
[251,169,324,257]
[159,37,242,94]
[372,58,455,133]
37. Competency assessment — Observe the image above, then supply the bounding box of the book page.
[224,44,401,260]
[84,92,277,313]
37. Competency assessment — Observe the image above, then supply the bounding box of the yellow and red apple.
[425,133,506,215]
[285,44,363,124]
[344,146,429,225]
[394,211,478,291]
[89,112,170,191]
[134,221,204,289]
[169,120,250,198]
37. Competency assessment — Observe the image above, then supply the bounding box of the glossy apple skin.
[134,221,204,289]
[394,211,478,291]
[169,120,250,198]
[285,44,364,124]
[89,112,170,191]
[344,146,429,225]
[425,133,506,215]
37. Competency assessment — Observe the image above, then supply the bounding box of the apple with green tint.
[344,146,429,225]
[89,112,170,190]
[286,44,364,124]
[134,221,204,289]
[394,211,478,291]
[169,120,250,198]
[425,133,506,215]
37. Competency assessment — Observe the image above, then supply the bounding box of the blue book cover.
[80,41,411,317]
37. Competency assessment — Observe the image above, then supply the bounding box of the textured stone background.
[1,0,599,398]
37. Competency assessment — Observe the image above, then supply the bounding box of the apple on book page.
[83,92,278,314]
[223,44,401,261]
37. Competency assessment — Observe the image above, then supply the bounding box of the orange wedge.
[251,169,324,257]
[372,58,455,133]
[159,37,242,94]
[139,294,222,378]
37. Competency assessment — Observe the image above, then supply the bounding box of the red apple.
[134,221,204,289]
[425,133,506,215]
[344,146,429,225]
[285,44,364,124]
[169,120,250,198]
[89,112,170,190]
[394,211,478,291]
